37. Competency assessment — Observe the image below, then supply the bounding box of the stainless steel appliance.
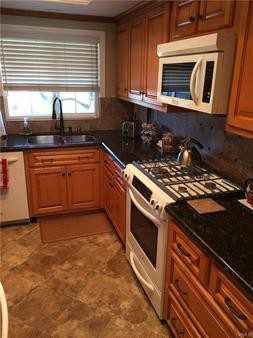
[122,121,140,138]
[157,33,235,114]
[123,157,241,319]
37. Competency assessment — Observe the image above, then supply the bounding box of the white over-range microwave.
[157,33,235,114]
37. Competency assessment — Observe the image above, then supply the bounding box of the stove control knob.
[150,199,155,205]
[155,204,160,211]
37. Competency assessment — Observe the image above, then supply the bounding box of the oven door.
[157,52,221,113]
[126,186,168,291]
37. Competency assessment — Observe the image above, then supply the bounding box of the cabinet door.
[226,3,253,138]
[103,167,114,220]
[30,166,68,215]
[143,3,169,108]
[128,15,145,101]
[112,179,126,244]
[170,0,200,40]
[198,0,235,32]
[67,164,100,210]
[116,22,129,98]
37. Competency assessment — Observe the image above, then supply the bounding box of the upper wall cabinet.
[116,22,129,99]
[226,2,253,139]
[170,0,235,40]
[128,15,146,101]
[116,2,170,111]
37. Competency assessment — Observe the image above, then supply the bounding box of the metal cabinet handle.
[224,297,247,320]
[175,278,188,295]
[62,172,66,177]
[177,243,191,258]
[189,16,195,22]
[68,172,71,177]
[171,317,185,335]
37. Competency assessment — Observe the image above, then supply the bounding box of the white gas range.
[123,156,241,319]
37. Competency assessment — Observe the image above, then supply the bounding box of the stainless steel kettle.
[177,138,203,166]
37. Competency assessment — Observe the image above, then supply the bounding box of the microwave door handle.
[190,58,202,104]
[130,251,155,292]
[129,188,161,228]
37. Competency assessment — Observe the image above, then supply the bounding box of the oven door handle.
[129,188,161,228]
[130,251,154,292]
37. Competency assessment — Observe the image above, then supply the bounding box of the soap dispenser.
[23,117,32,135]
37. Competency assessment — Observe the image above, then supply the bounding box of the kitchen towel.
[0,159,8,190]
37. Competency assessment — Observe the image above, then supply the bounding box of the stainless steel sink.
[27,134,97,145]
[28,135,65,145]
[66,134,97,144]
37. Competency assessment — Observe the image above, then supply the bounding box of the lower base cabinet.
[103,152,126,244]
[165,221,253,337]
[25,148,101,216]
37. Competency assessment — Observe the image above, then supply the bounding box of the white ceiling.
[1,0,141,17]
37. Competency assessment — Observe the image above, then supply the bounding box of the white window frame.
[1,24,106,121]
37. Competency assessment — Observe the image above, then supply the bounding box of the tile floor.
[0,222,172,337]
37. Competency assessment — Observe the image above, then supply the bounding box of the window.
[0,26,105,120]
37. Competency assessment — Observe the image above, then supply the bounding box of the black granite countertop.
[0,130,163,168]
[166,196,253,298]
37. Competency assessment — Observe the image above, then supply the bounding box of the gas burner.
[205,182,217,190]
[150,167,169,175]
[178,186,188,193]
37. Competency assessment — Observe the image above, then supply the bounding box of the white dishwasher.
[0,151,30,225]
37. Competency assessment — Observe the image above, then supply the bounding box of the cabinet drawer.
[167,291,202,338]
[27,148,100,167]
[103,151,126,189]
[209,264,253,335]
[170,255,231,338]
[171,222,210,285]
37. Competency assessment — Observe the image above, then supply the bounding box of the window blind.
[0,38,99,92]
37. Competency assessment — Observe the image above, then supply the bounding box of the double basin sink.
[27,134,97,146]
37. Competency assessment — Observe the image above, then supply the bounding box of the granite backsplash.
[136,106,253,185]
[4,98,132,134]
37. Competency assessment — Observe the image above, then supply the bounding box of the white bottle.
[23,117,31,135]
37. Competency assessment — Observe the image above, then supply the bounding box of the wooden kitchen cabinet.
[143,4,170,107]
[116,22,129,99]
[116,2,169,110]
[164,220,253,337]
[170,0,200,39]
[103,151,126,244]
[198,1,235,33]
[29,166,68,215]
[25,147,101,216]
[67,164,100,211]
[170,0,235,40]
[226,1,253,139]
[128,14,146,101]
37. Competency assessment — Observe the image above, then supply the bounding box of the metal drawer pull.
[175,278,188,295]
[177,243,191,257]
[68,172,71,177]
[171,317,185,335]
[62,172,66,177]
[224,297,247,320]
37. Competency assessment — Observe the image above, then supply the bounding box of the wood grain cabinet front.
[116,22,129,99]
[25,148,101,216]
[170,0,235,40]
[226,1,253,139]
[102,151,126,244]
[29,166,68,215]
[165,220,253,337]
[116,2,169,111]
